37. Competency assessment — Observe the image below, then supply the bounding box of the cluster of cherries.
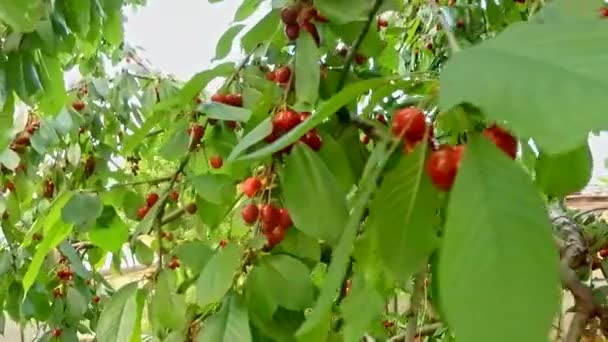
[137,192,160,220]
[239,176,293,250]
[280,4,326,44]
[56,267,74,282]
[388,106,517,191]
[266,65,291,87]
[210,93,243,107]
[267,109,322,152]
[10,118,40,154]
[186,123,225,169]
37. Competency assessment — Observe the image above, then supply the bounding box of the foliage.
[0,0,607,341]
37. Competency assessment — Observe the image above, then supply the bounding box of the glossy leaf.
[438,136,560,342]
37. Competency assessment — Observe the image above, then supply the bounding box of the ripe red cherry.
[274,66,291,84]
[285,23,300,40]
[391,107,427,142]
[84,155,96,176]
[300,21,320,45]
[219,240,228,248]
[44,179,55,199]
[361,134,370,145]
[426,41,433,50]
[168,256,180,270]
[52,328,62,337]
[483,124,517,159]
[241,204,259,225]
[211,93,226,103]
[264,226,287,251]
[93,295,101,304]
[72,101,86,112]
[225,94,243,107]
[281,7,299,25]
[456,19,465,28]
[426,145,464,191]
[601,7,608,18]
[189,124,205,142]
[240,177,262,198]
[146,193,159,207]
[600,248,608,258]
[354,54,366,65]
[377,114,388,125]
[377,18,388,29]
[266,70,276,81]
[185,203,198,214]
[209,155,223,169]
[301,130,323,151]
[261,204,280,226]
[170,191,179,201]
[4,180,15,193]
[273,109,301,132]
[278,208,292,230]
[15,135,30,146]
[137,206,149,220]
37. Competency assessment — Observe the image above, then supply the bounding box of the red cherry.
[185,203,198,214]
[426,145,464,191]
[299,112,311,121]
[4,180,15,193]
[264,226,286,250]
[274,66,291,84]
[601,7,608,18]
[14,135,30,146]
[456,19,465,28]
[168,257,180,270]
[189,124,205,143]
[146,193,160,207]
[344,278,352,296]
[391,107,427,142]
[361,134,370,145]
[301,130,323,151]
[278,208,292,230]
[225,94,243,107]
[285,23,300,40]
[600,248,608,258]
[44,179,55,199]
[426,41,433,50]
[211,93,226,103]
[266,70,277,81]
[593,257,602,270]
[265,130,279,143]
[300,21,320,45]
[241,204,259,225]
[377,18,388,29]
[72,101,86,112]
[300,7,317,22]
[314,12,329,23]
[273,109,301,132]
[84,155,96,176]
[354,54,366,65]
[483,124,517,159]
[219,239,228,248]
[170,191,179,201]
[240,177,262,198]
[383,320,395,329]
[376,114,388,125]
[209,155,223,169]
[137,206,149,220]
[226,120,238,130]
[52,328,62,337]
[261,204,280,226]
[281,7,299,25]
[93,295,101,304]
[448,0,457,5]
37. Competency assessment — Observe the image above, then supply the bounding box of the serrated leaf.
[367,144,440,283]
[234,0,263,22]
[241,10,280,53]
[280,144,348,245]
[189,173,236,205]
[227,117,273,161]
[249,255,314,311]
[66,287,88,321]
[295,31,320,107]
[196,243,243,307]
[61,192,103,229]
[440,20,608,154]
[214,24,245,61]
[197,102,252,122]
[96,283,140,342]
[438,136,560,342]
[197,293,252,342]
[151,270,186,331]
[536,142,593,197]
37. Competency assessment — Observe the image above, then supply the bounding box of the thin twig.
[405,271,427,342]
[387,322,444,342]
[221,44,260,93]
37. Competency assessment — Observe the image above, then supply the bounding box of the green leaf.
[21,51,43,97]
[228,117,273,161]
[340,275,384,342]
[65,287,88,321]
[35,53,67,115]
[133,239,154,266]
[61,0,91,36]
[197,293,252,342]
[317,132,355,194]
[174,240,214,275]
[234,0,263,22]
[0,0,45,32]
[0,149,19,170]
[238,77,397,160]
[189,173,236,205]
[89,206,129,252]
[24,191,73,246]
[96,283,140,342]
[196,243,243,307]
[159,123,189,161]
[151,270,186,331]
[295,31,320,107]
[197,102,252,122]
[0,63,10,110]
[58,241,92,279]
[23,219,73,295]
[314,0,369,25]
[241,10,280,52]
[535,142,593,198]
[440,20,608,154]
[61,192,103,229]
[280,144,348,245]
[122,109,166,153]
[367,144,440,283]
[214,25,245,61]
[438,136,560,342]
[274,229,321,264]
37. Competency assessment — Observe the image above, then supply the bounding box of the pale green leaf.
[96,283,140,342]
[241,10,280,53]
[227,117,273,161]
[234,0,263,22]
[151,270,186,331]
[197,102,252,122]
[89,206,129,252]
[295,31,320,107]
[317,132,355,194]
[438,136,560,342]
[197,293,252,342]
[174,240,214,275]
[280,144,348,245]
[196,243,243,307]
[0,149,19,170]
[65,287,88,321]
[0,0,45,32]
[61,192,103,228]
[440,20,608,153]
[536,142,593,197]
[189,173,236,205]
[214,25,245,61]
[340,275,384,342]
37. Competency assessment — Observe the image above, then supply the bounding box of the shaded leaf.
[197,293,252,342]
[197,102,252,122]
[295,31,320,107]
[196,243,243,307]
